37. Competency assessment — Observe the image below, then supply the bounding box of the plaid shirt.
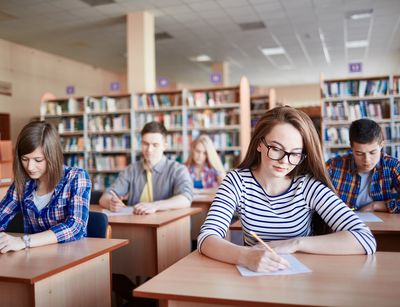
[0,166,91,242]
[188,165,220,189]
[326,153,400,213]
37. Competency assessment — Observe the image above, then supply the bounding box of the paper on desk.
[101,207,133,216]
[236,254,311,276]
[355,212,383,222]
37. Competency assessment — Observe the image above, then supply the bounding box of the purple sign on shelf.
[349,62,362,73]
[158,77,169,88]
[110,81,120,91]
[66,85,75,95]
[210,72,222,84]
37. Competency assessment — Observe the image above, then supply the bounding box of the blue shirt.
[0,166,91,242]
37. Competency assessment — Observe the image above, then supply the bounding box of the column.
[127,12,155,93]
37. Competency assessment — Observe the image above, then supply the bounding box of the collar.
[142,155,167,174]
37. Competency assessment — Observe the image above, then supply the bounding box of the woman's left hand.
[0,232,26,253]
[267,238,301,254]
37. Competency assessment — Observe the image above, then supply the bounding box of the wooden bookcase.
[41,77,251,188]
[250,88,276,130]
[320,75,394,159]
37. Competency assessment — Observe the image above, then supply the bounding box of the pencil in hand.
[249,231,276,254]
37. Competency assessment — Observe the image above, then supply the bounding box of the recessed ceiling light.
[347,9,373,20]
[189,54,211,62]
[346,40,369,48]
[260,47,286,56]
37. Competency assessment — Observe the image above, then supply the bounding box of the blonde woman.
[185,135,226,193]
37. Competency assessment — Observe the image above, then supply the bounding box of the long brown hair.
[185,134,226,176]
[13,121,64,198]
[238,106,334,190]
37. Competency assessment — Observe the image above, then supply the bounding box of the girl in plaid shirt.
[185,134,226,193]
[0,121,91,253]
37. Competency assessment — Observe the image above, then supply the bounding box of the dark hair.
[238,106,334,190]
[13,121,64,198]
[349,118,383,146]
[141,121,168,137]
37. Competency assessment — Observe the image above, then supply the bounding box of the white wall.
[0,38,127,142]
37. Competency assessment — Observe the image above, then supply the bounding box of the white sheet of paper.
[101,207,133,216]
[355,212,383,222]
[236,254,311,276]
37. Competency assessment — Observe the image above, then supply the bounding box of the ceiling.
[0,0,399,87]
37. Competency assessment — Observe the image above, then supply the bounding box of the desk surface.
[91,205,202,227]
[0,238,127,284]
[230,212,400,233]
[135,251,400,307]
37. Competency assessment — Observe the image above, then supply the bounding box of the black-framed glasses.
[261,138,306,165]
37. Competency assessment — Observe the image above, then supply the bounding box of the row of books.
[324,125,392,145]
[88,115,130,132]
[89,155,128,171]
[322,79,389,98]
[186,90,238,107]
[391,98,400,117]
[62,137,84,152]
[58,118,84,133]
[89,135,131,152]
[42,98,84,116]
[87,96,130,113]
[135,112,183,130]
[64,155,85,169]
[393,78,400,95]
[187,110,239,129]
[136,93,182,109]
[188,131,240,149]
[324,101,386,121]
[92,174,118,191]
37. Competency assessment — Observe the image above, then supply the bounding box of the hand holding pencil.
[108,190,126,212]
[245,231,290,272]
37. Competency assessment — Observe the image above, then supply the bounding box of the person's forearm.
[200,235,247,266]
[153,194,191,211]
[99,194,111,209]
[26,230,58,248]
[298,231,365,255]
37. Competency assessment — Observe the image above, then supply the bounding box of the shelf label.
[66,85,75,95]
[210,72,222,84]
[110,81,120,91]
[349,62,362,73]
[158,77,169,88]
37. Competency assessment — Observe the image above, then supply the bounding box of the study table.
[230,212,400,251]
[134,251,400,307]
[191,192,215,240]
[0,237,127,307]
[91,205,202,278]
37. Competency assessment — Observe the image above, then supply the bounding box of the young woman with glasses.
[197,106,376,272]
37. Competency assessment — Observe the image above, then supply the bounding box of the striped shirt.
[198,169,376,255]
[0,166,91,243]
[326,153,400,213]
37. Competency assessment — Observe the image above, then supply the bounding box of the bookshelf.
[250,88,276,130]
[132,90,186,163]
[185,77,250,170]
[321,75,394,159]
[41,77,251,188]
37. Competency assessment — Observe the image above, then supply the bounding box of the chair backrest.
[87,211,109,238]
[90,190,103,205]
[5,211,24,233]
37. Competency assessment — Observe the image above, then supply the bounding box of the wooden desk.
[91,205,202,278]
[230,212,400,251]
[191,193,214,240]
[0,238,127,307]
[135,251,400,307]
